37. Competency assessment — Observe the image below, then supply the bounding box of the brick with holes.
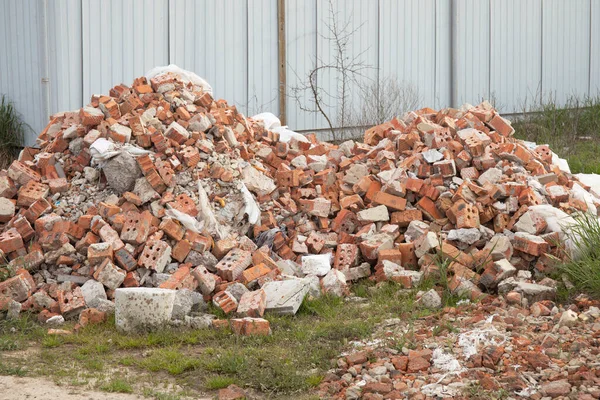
[215,248,253,281]
[333,243,359,271]
[449,200,480,229]
[120,211,152,245]
[138,240,171,272]
[212,291,238,314]
[7,160,41,185]
[57,286,86,317]
[192,265,218,295]
[170,193,198,216]
[0,229,24,254]
[17,180,49,207]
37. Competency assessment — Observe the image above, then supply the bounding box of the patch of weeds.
[0,361,27,376]
[306,374,323,388]
[0,314,46,350]
[559,212,600,297]
[512,95,600,174]
[41,335,65,348]
[69,378,89,387]
[432,321,458,337]
[142,388,183,400]
[100,378,134,393]
[137,347,201,375]
[82,357,104,371]
[204,375,236,390]
[119,356,136,366]
[464,381,509,399]
[0,337,19,351]
[0,95,27,169]
[202,349,246,374]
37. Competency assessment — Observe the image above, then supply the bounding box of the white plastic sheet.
[89,138,152,165]
[165,208,204,234]
[145,64,213,95]
[240,183,260,225]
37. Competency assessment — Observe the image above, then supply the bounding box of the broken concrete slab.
[262,279,309,315]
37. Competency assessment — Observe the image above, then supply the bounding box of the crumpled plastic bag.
[240,183,260,225]
[196,180,225,239]
[251,112,309,143]
[165,207,204,234]
[145,64,213,95]
[89,138,152,166]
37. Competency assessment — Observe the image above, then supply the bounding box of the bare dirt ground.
[0,376,144,400]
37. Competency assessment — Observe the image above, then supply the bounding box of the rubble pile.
[317,296,600,399]
[0,71,596,332]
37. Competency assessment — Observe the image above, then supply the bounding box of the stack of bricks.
[0,71,597,325]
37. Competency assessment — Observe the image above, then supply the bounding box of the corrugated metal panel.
[490,0,542,113]
[315,0,379,136]
[169,0,249,113]
[380,0,437,109]
[0,0,45,145]
[590,0,600,96]
[285,0,318,131]
[82,0,169,101]
[48,0,83,113]
[435,0,452,109]
[542,0,591,105]
[455,0,490,106]
[248,0,279,116]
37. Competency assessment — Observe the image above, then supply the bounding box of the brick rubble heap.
[0,72,597,334]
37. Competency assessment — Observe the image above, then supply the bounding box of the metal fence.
[1,0,599,145]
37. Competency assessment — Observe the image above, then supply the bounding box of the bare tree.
[347,77,420,139]
[289,0,371,141]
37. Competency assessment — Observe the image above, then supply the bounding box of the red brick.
[212,291,238,314]
[230,317,270,336]
[0,229,24,254]
[236,289,266,317]
[57,287,86,317]
[216,248,252,281]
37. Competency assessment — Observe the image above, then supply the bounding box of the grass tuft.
[0,95,26,169]
[100,378,134,393]
[559,212,600,297]
[204,376,236,390]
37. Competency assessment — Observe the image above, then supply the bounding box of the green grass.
[0,283,427,398]
[558,212,600,298]
[205,376,236,390]
[512,95,600,174]
[100,378,134,393]
[0,95,26,170]
[136,347,201,375]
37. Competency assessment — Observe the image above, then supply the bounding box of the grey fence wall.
[1,0,599,146]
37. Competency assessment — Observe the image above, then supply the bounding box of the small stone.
[558,309,578,327]
[541,380,571,398]
[420,289,442,309]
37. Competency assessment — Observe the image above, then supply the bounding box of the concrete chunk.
[262,279,309,315]
[115,288,176,333]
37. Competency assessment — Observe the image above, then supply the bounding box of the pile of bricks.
[0,72,596,331]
